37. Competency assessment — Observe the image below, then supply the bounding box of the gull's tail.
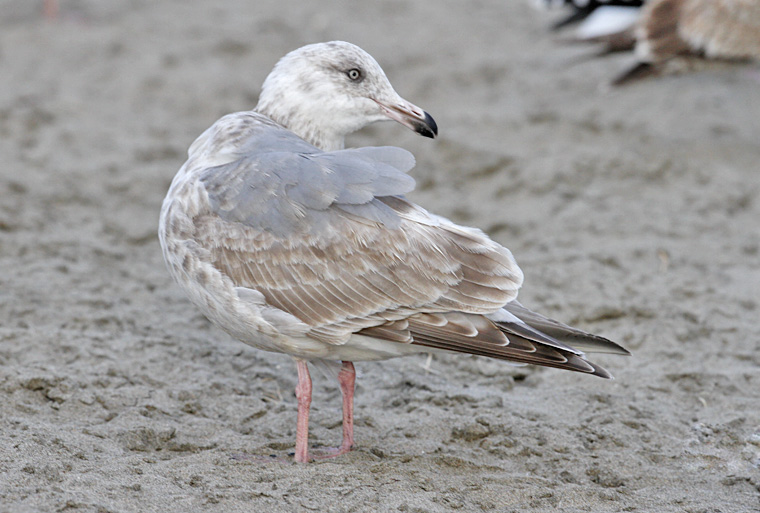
[503,300,631,356]
[364,302,631,379]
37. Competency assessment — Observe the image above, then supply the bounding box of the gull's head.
[255,41,437,151]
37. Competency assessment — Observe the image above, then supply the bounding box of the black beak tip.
[415,111,438,139]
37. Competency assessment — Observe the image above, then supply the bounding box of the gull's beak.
[373,99,438,139]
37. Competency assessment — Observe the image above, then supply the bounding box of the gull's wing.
[194,117,522,345]
[191,114,621,377]
[202,144,416,235]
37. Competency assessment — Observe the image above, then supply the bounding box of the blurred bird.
[159,41,629,463]
[614,0,760,84]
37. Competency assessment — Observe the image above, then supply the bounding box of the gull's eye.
[346,68,362,81]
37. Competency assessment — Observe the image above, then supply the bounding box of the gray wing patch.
[200,140,416,236]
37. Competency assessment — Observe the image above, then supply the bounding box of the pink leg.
[312,361,356,459]
[294,360,312,463]
[293,360,357,463]
[337,361,356,453]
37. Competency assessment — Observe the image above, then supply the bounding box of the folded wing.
[194,120,522,346]
[192,115,623,377]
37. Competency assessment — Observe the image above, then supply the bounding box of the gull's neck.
[254,104,345,151]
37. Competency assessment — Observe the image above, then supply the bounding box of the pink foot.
[310,445,353,460]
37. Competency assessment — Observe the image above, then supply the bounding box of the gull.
[614,0,760,84]
[158,41,629,463]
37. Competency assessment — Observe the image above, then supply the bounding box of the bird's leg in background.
[43,0,58,19]
[294,359,312,463]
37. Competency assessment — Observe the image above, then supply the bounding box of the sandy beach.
[1,1,759,511]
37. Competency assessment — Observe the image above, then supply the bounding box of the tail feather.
[503,300,631,356]
[358,302,629,379]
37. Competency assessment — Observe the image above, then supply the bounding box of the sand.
[1,1,759,512]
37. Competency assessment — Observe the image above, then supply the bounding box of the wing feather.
[192,116,522,338]
[180,112,621,377]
